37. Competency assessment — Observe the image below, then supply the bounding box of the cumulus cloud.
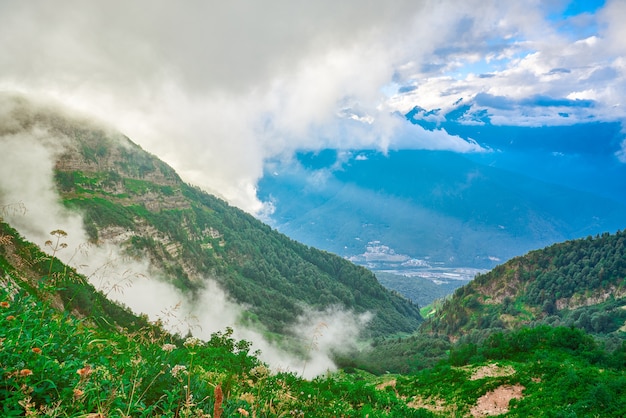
[0,0,624,212]
[387,0,626,133]
[0,0,508,213]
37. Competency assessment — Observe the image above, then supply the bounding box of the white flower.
[170,364,187,378]
[162,343,176,352]
[183,336,204,348]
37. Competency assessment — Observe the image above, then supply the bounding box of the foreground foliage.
[3,280,626,416]
[2,223,626,415]
[0,283,425,416]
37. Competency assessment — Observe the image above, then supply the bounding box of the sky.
[1,0,624,214]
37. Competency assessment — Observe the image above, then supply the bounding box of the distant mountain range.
[258,148,626,273]
[407,101,626,206]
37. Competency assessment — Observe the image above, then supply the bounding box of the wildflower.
[250,365,270,378]
[73,388,84,398]
[183,336,204,348]
[19,369,33,377]
[32,347,42,354]
[237,408,250,417]
[6,315,15,321]
[76,365,92,378]
[0,301,9,308]
[239,392,255,404]
[170,364,187,378]
[161,343,176,352]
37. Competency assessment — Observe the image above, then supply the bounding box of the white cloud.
[0,0,624,215]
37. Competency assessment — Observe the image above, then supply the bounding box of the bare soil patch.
[470,384,524,417]
[407,395,450,414]
[470,363,515,380]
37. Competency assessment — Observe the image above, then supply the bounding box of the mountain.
[0,221,425,416]
[0,94,421,339]
[421,229,626,338]
[258,149,626,273]
[2,103,626,414]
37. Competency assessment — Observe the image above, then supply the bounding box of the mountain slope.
[421,230,626,338]
[0,222,425,416]
[0,94,421,338]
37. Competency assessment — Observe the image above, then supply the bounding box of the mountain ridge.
[0,94,421,340]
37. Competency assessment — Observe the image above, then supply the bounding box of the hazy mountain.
[375,271,468,309]
[407,102,626,206]
[258,148,626,273]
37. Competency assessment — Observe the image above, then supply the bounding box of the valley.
[3,1,626,415]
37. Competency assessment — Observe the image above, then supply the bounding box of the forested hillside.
[0,95,421,338]
[421,230,626,338]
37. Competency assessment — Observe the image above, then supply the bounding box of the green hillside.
[421,230,626,338]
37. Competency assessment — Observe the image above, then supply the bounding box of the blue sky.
[0,0,624,212]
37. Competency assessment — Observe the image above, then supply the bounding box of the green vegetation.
[4,223,626,416]
[4,96,626,415]
[0,225,425,416]
[48,121,422,337]
[422,230,626,337]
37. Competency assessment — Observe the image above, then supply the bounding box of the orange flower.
[73,388,84,398]
[0,301,9,308]
[19,369,33,377]
[6,315,15,321]
[76,365,92,378]
[32,347,42,354]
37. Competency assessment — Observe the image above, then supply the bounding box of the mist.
[0,101,369,378]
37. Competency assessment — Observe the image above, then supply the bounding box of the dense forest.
[421,230,626,338]
[56,157,421,337]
